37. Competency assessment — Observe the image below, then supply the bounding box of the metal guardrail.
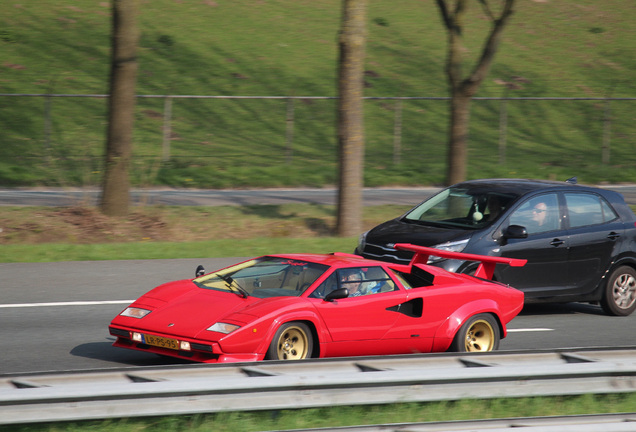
[1,348,635,426]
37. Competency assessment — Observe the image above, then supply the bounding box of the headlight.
[120,307,152,319]
[207,322,241,334]
[429,239,469,263]
[357,231,368,251]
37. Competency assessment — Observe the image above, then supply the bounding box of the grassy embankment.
[1,0,635,188]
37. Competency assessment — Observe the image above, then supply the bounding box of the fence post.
[286,97,295,164]
[393,99,402,165]
[162,96,172,162]
[499,96,508,165]
[602,98,611,165]
[44,94,52,165]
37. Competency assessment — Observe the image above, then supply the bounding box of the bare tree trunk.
[336,0,368,237]
[101,0,140,216]
[447,92,471,185]
[437,0,515,186]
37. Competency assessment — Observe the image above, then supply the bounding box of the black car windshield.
[193,256,328,298]
[403,187,518,229]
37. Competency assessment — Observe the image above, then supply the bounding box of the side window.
[565,193,617,228]
[338,267,398,297]
[307,273,338,299]
[508,193,560,235]
[601,200,619,222]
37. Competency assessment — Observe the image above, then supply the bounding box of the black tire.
[449,313,500,352]
[265,322,313,360]
[600,266,636,316]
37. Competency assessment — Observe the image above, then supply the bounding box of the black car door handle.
[607,232,621,241]
[550,238,565,247]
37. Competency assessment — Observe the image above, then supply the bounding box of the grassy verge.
[2,394,635,432]
[0,204,410,263]
[0,237,358,263]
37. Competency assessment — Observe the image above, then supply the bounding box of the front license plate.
[144,334,179,350]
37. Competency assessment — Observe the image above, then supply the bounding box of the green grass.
[1,1,635,188]
[2,394,635,432]
[0,237,358,263]
[0,204,413,263]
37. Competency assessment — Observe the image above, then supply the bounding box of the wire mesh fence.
[1,93,635,188]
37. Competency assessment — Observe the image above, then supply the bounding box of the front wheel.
[601,266,636,316]
[449,313,500,352]
[266,322,313,360]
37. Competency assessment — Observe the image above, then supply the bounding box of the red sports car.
[109,244,526,363]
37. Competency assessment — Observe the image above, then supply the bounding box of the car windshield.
[193,256,328,298]
[403,187,518,229]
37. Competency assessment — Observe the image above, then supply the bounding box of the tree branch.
[477,0,494,20]
[462,0,515,95]
[436,0,452,29]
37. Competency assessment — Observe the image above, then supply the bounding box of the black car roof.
[452,178,605,197]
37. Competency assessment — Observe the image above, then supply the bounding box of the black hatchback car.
[355,178,636,316]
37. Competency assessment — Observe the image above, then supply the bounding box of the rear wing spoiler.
[394,243,526,281]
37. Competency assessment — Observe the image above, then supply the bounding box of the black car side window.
[565,193,618,228]
[509,193,560,235]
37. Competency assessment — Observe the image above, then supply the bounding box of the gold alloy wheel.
[276,325,309,360]
[464,319,495,352]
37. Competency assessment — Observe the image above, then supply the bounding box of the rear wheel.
[449,314,500,352]
[266,322,313,360]
[601,266,636,316]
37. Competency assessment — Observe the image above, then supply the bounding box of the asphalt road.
[2,258,634,375]
[0,187,439,207]
[2,185,636,375]
[1,185,636,207]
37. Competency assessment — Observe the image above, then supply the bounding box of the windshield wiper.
[216,273,249,298]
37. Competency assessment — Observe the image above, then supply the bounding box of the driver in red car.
[341,270,379,297]
[340,270,364,296]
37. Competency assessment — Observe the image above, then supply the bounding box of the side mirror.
[195,265,205,277]
[504,225,528,239]
[324,288,349,302]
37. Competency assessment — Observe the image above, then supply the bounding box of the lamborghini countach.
[109,244,526,363]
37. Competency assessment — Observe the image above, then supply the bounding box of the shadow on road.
[70,339,194,367]
[519,302,607,316]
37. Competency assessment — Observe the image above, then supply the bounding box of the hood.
[129,283,257,338]
[367,218,473,247]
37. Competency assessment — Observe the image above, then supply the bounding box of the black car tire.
[449,313,500,352]
[600,265,636,316]
[266,322,313,360]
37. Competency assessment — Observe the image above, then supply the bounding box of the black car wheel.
[449,313,500,352]
[601,266,636,316]
[266,322,313,360]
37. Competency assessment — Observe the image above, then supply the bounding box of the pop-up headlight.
[207,322,241,334]
[120,307,152,319]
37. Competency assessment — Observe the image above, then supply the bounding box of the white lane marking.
[507,328,554,333]
[0,300,135,308]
